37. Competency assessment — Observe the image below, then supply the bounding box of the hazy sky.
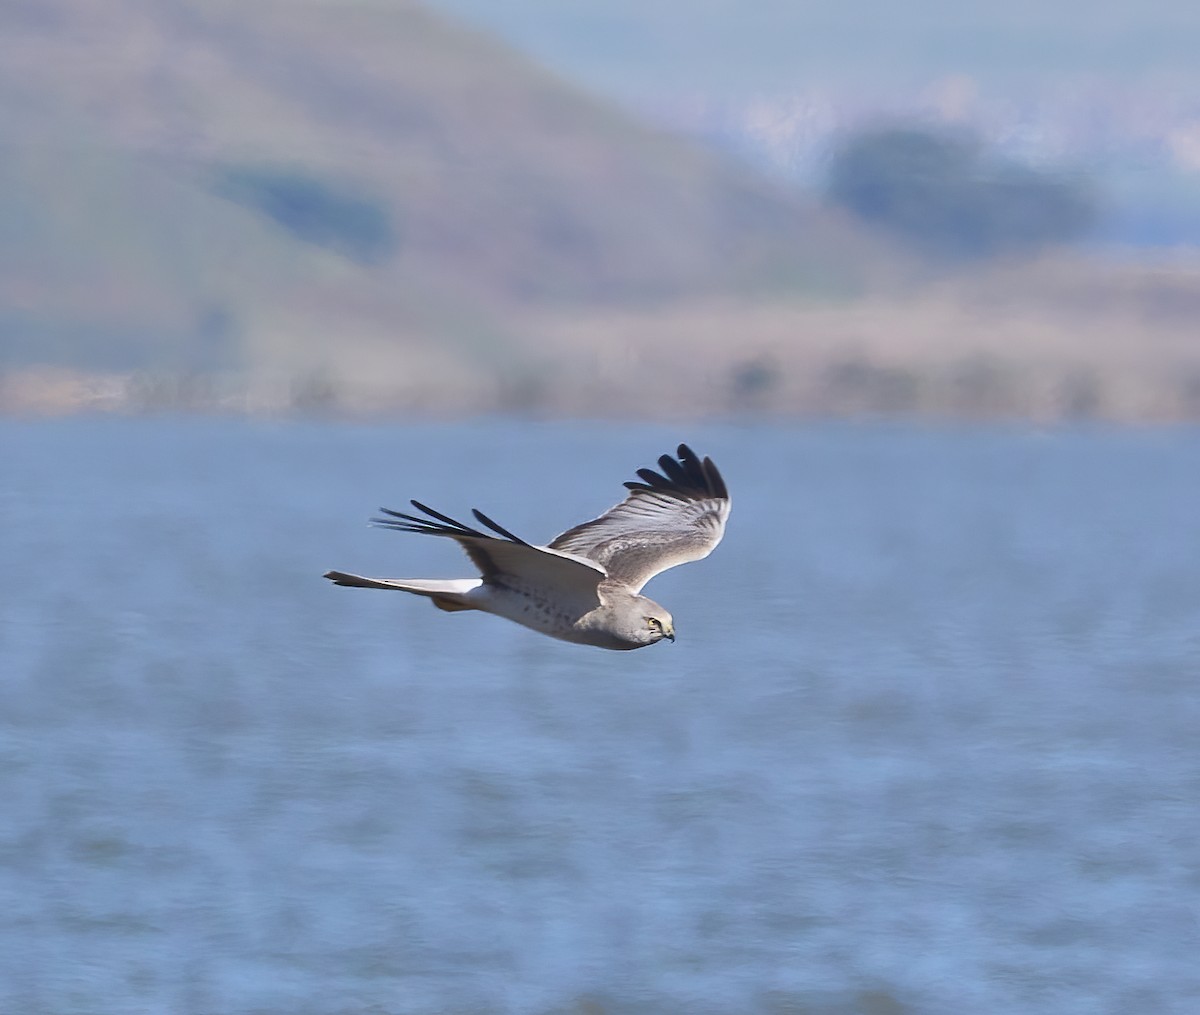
[425,0,1200,98]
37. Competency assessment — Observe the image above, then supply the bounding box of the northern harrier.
[324,444,730,650]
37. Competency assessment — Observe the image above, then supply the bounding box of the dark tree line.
[826,125,1098,260]
[214,167,398,266]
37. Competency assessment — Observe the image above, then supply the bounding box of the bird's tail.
[323,572,482,612]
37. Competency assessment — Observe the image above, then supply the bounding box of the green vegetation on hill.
[826,126,1098,260]
[212,167,399,266]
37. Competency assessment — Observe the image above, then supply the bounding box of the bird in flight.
[324,444,730,650]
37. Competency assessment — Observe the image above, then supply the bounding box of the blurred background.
[3,4,1200,1014]
[4,0,1200,419]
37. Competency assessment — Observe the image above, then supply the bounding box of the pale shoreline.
[4,362,1199,424]
[10,257,1200,424]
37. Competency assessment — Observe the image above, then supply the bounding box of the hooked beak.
[664,627,675,643]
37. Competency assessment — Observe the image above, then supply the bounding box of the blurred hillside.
[4,0,1200,420]
[0,0,880,409]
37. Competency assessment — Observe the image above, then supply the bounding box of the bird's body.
[324,444,729,650]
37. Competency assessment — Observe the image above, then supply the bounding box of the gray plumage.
[324,444,730,650]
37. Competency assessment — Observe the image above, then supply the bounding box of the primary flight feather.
[324,444,730,650]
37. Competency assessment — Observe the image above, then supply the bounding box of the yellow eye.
[647,618,662,632]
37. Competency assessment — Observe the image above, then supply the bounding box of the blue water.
[2,418,1198,1014]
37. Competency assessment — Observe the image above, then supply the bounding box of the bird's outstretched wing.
[372,501,607,602]
[547,444,729,594]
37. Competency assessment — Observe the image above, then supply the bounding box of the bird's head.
[584,592,675,650]
[633,596,675,647]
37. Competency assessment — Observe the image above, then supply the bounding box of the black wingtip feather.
[471,508,530,545]
[368,499,529,545]
[409,499,485,535]
[657,453,690,485]
[702,456,728,500]
[635,467,671,489]
[624,445,727,502]
[377,506,436,526]
[369,501,489,538]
